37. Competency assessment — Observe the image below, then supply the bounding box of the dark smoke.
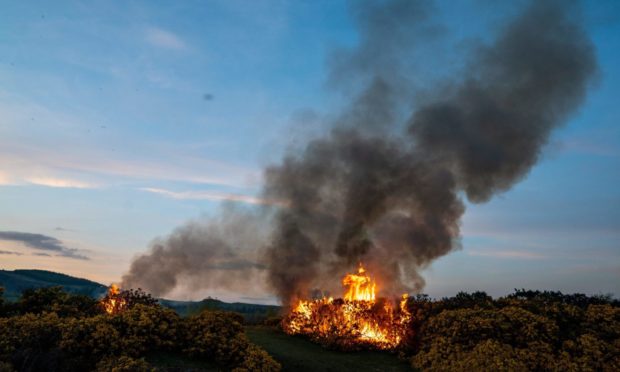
[123,0,597,304]
[264,0,596,304]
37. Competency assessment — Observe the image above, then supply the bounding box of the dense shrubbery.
[184,311,280,371]
[404,290,620,371]
[3,285,617,371]
[0,286,280,372]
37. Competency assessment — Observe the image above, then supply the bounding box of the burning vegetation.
[283,264,411,350]
[100,284,157,315]
[101,284,126,315]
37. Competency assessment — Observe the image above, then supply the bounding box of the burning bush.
[283,264,411,350]
[0,287,281,371]
[100,285,157,315]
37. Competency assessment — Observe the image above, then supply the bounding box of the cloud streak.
[0,250,23,256]
[0,231,89,260]
[140,187,284,206]
[0,142,256,190]
[25,177,97,189]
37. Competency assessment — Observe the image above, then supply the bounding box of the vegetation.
[1,282,618,371]
[0,269,279,323]
[404,290,620,371]
[0,286,280,371]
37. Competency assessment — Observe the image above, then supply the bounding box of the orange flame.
[283,264,411,350]
[101,284,127,315]
[342,264,376,301]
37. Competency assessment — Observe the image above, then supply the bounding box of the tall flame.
[342,264,376,301]
[283,264,411,350]
[101,284,127,315]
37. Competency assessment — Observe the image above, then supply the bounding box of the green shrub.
[95,356,154,372]
[115,304,181,355]
[0,287,282,371]
[183,310,281,370]
[232,343,281,372]
[0,361,14,372]
[16,287,101,317]
[407,291,620,371]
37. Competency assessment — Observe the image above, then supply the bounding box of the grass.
[246,326,412,372]
[146,352,222,371]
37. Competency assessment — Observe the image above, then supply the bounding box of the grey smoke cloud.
[263,0,597,304]
[121,205,269,296]
[0,231,89,260]
[122,0,597,305]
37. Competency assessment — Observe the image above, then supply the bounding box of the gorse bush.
[183,311,280,371]
[405,290,620,371]
[8,287,101,318]
[0,287,281,372]
[94,356,154,372]
[2,285,617,371]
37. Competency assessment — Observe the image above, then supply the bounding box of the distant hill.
[0,269,108,301]
[160,298,281,323]
[0,269,281,322]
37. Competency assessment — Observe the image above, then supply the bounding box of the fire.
[343,265,375,301]
[101,284,127,315]
[283,264,411,350]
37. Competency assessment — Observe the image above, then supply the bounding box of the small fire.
[283,264,411,350]
[101,284,127,315]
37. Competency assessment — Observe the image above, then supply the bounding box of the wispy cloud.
[140,187,283,206]
[0,231,89,260]
[145,27,188,50]
[467,249,546,260]
[0,169,97,190]
[25,177,97,189]
[54,227,75,232]
[0,141,256,190]
[0,94,258,189]
[0,250,23,256]
[33,252,52,257]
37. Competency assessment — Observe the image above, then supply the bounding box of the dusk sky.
[1,0,619,303]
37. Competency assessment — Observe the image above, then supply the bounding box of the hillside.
[159,298,281,322]
[0,269,107,301]
[0,269,280,322]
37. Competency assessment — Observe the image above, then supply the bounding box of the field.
[142,328,412,372]
[246,326,411,372]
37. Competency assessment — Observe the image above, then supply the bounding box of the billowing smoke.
[121,205,270,297]
[123,0,597,305]
[263,0,597,304]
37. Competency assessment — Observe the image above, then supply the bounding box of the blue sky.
[0,0,619,300]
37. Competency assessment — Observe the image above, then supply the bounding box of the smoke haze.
[123,0,597,305]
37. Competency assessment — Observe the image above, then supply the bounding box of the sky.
[0,0,619,302]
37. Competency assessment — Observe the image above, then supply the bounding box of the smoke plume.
[122,205,270,296]
[123,0,597,305]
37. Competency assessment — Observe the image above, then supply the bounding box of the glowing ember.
[283,264,411,350]
[101,284,127,315]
